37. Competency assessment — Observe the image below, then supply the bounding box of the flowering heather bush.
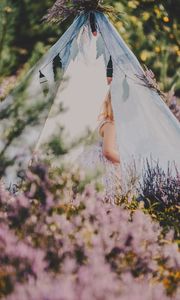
[166,89,180,122]
[138,161,180,238]
[136,66,180,122]
[0,161,180,299]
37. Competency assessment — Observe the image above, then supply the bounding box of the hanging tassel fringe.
[89,12,97,36]
[53,54,62,81]
[106,56,113,78]
[106,56,113,84]
[39,70,48,84]
[39,70,49,95]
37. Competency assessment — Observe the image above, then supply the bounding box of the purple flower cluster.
[139,161,180,206]
[136,65,180,122]
[166,89,180,121]
[0,162,179,299]
[138,161,180,237]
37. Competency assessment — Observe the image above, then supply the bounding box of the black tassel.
[89,12,97,36]
[39,70,48,84]
[106,56,113,78]
[53,54,62,81]
[39,70,49,95]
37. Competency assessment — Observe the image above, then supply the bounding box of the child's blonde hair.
[98,90,114,121]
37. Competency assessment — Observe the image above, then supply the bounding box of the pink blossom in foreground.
[0,164,179,299]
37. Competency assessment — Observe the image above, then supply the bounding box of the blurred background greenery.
[0,0,180,99]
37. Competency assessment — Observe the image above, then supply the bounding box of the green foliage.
[0,0,67,78]
[143,202,180,241]
[0,0,17,75]
[0,0,179,97]
[109,0,180,94]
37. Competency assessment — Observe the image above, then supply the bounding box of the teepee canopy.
[0,10,180,189]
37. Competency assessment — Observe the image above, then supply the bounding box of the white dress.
[77,119,122,204]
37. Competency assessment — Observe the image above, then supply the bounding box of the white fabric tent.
[0,11,180,189]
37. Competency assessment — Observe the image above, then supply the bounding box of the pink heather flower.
[162,243,180,269]
[1,161,179,300]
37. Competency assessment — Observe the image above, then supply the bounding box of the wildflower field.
[0,161,180,299]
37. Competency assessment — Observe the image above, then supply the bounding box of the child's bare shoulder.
[99,120,114,137]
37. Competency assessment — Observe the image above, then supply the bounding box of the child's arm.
[102,123,120,164]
